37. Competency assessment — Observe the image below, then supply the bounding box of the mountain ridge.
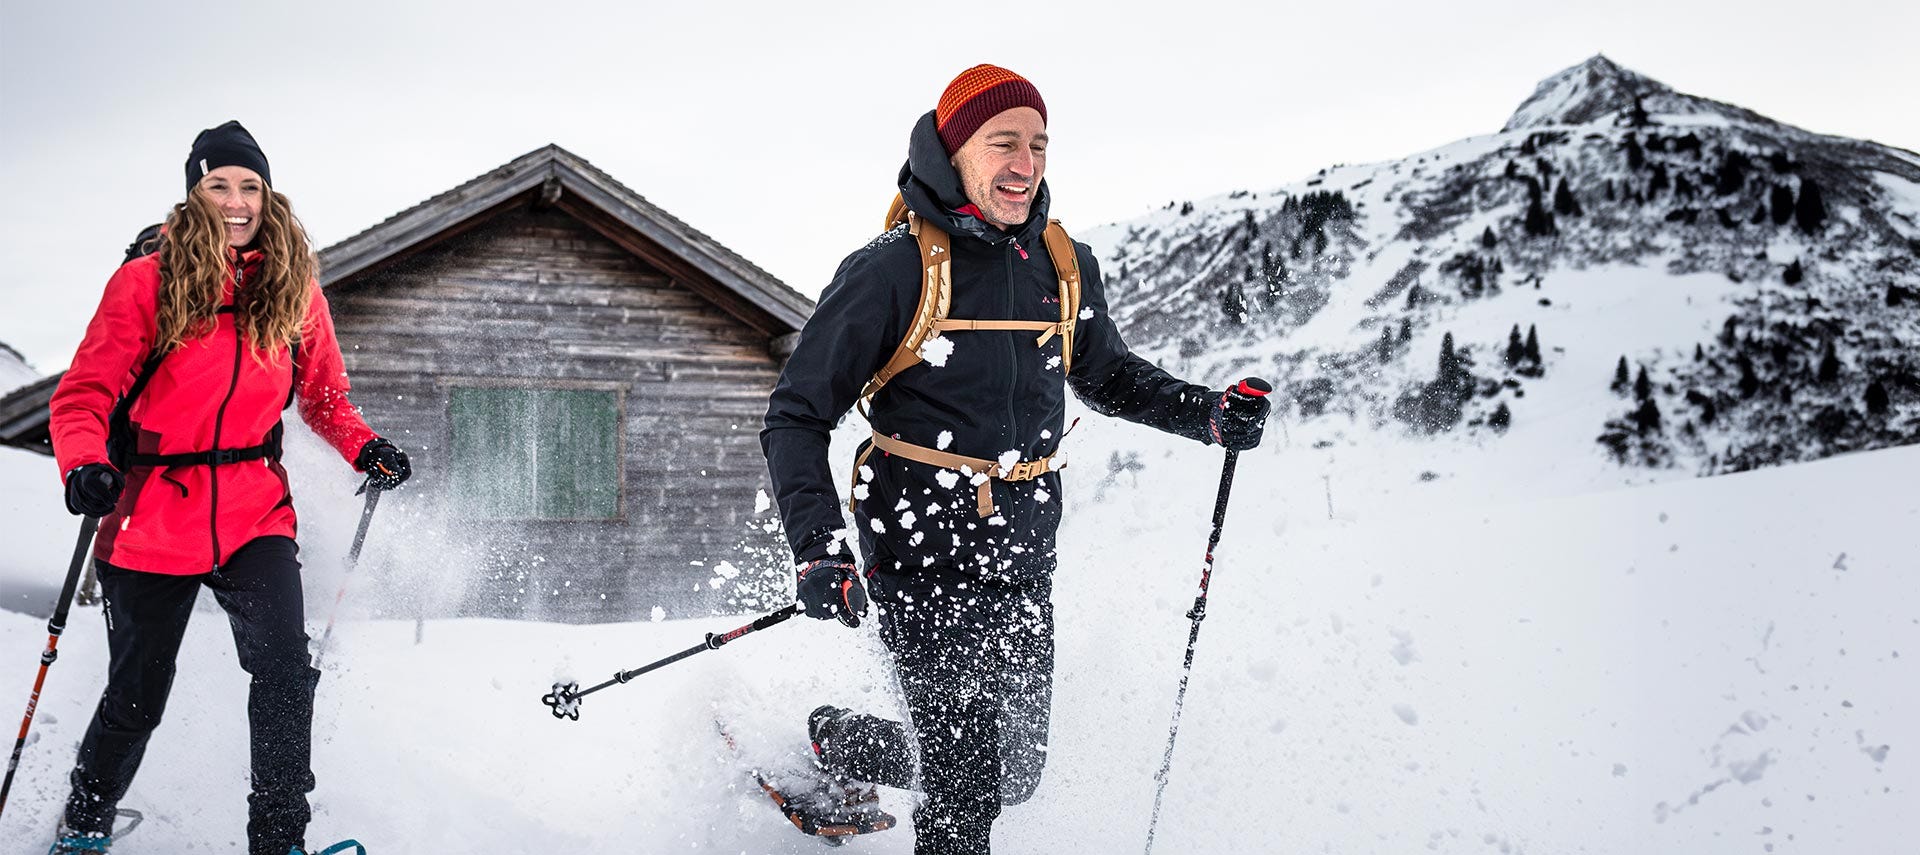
[1082,57,1920,493]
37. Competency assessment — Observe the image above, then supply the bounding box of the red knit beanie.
[935,65,1048,155]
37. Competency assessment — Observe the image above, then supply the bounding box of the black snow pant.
[63,536,321,855]
[816,562,1055,855]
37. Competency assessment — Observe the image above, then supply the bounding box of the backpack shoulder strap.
[1040,219,1082,376]
[858,212,951,406]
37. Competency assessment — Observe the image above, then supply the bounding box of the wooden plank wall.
[325,204,785,622]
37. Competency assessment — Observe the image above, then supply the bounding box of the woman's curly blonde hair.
[154,185,315,361]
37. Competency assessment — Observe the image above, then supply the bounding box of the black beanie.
[185,121,271,195]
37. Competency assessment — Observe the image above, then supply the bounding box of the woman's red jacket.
[50,250,378,574]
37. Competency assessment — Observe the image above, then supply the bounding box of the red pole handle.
[1231,378,1272,398]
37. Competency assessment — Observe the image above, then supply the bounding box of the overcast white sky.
[3,0,1914,371]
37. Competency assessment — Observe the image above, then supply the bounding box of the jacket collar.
[897,110,1050,247]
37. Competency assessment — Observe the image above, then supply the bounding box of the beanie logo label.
[199,158,209,177]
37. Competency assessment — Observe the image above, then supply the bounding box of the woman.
[46,121,407,855]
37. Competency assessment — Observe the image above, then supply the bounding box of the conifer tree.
[1695,343,1705,362]
[1795,179,1828,234]
[1633,397,1662,433]
[1628,96,1651,128]
[1524,325,1542,364]
[1770,184,1795,225]
[1612,355,1631,391]
[1817,340,1840,384]
[1634,365,1652,400]
[1554,178,1582,216]
[1506,325,1525,366]
[1481,226,1498,249]
[1490,401,1512,432]
[1525,181,1556,237]
[1624,134,1645,170]
[1399,318,1413,343]
[1439,332,1460,384]
[1649,164,1670,196]
[1866,380,1890,415]
[1737,354,1760,398]
[1783,258,1804,285]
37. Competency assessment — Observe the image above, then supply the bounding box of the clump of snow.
[936,430,954,450]
[1034,488,1051,504]
[649,606,664,622]
[919,335,954,367]
[935,470,960,490]
[753,489,771,514]
[997,450,1021,472]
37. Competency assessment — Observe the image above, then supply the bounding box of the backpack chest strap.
[929,317,1075,346]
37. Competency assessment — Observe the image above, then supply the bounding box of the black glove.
[355,437,411,490]
[1207,380,1272,451]
[796,558,868,628]
[64,463,124,517]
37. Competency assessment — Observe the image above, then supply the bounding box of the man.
[761,64,1268,854]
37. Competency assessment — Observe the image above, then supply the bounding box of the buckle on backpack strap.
[1003,458,1049,481]
[209,448,241,465]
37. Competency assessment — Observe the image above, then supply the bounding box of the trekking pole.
[0,516,100,820]
[541,604,802,721]
[1143,377,1271,854]
[312,479,382,670]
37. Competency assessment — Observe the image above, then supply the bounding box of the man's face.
[950,107,1047,230]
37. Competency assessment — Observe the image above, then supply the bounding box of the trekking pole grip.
[1230,377,1272,400]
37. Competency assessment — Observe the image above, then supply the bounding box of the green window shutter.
[450,387,620,520]
[536,389,620,519]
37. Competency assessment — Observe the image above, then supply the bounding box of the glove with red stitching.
[1207,384,1271,451]
[796,558,869,628]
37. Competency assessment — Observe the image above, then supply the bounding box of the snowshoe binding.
[48,808,142,854]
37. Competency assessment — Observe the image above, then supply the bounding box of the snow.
[1,429,1913,851]
[918,335,954,367]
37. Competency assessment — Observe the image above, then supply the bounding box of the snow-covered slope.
[2,433,1912,853]
[1084,55,1920,496]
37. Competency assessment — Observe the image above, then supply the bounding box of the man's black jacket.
[762,110,1218,582]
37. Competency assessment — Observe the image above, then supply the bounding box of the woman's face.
[198,165,265,248]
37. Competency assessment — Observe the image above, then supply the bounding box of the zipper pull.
[1012,239,1029,260]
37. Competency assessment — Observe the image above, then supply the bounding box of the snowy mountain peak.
[1503,54,1668,131]
[1503,54,1774,133]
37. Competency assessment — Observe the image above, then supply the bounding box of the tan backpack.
[849,199,1083,518]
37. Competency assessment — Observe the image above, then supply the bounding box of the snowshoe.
[718,717,895,845]
[292,840,366,855]
[47,808,142,854]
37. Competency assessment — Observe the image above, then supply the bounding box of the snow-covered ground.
[1,415,1913,852]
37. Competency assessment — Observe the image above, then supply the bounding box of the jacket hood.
[897,110,1051,246]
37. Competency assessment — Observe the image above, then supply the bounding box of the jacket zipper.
[1003,240,1021,480]
[208,262,245,571]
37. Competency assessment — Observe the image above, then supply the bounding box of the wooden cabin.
[0,145,814,622]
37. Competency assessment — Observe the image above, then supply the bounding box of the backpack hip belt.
[864,430,1062,518]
